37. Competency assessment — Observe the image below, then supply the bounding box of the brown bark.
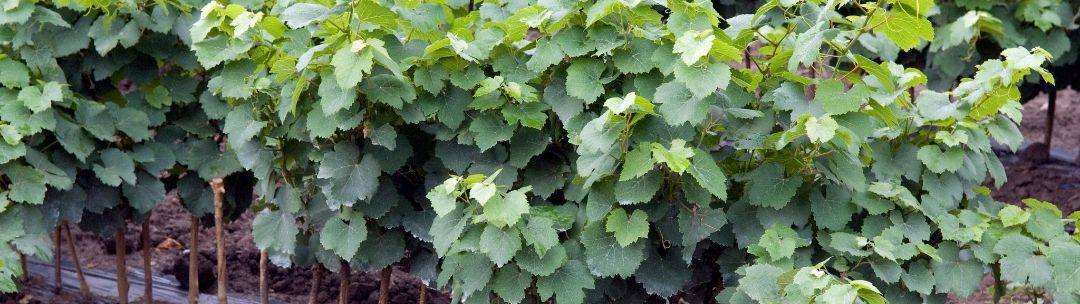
[53,226,61,294]
[378,267,392,304]
[418,285,427,304]
[1046,90,1056,146]
[210,178,227,304]
[116,229,129,304]
[259,251,269,304]
[188,215,200,304]
[338,262,351,304]
[62,223,90,296]
[142,218,154,303]
[308,263,323,304]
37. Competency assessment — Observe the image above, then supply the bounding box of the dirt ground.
[1020,88,1080,157]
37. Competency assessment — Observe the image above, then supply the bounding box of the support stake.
[189,215,200,304]
[259,251,269,304]
[116,228,129,304]
[54,226,61,294]
[18,252,27,283]
[63,223,90,297]
[418,285,427,304]
[338,262,350,304]
[308,263,323,304]
[378,267,391,304]
[142,217,154,303]
[1045,89,1057,146]
[210,178,227,304]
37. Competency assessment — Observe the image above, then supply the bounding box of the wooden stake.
[142,218,154,303]
[210,178,227,304]
[62,223,90,297]
[307,264,323,304]
[1045,89,1056,146]
[54,226,62,294]
[338,262,350,304]
[188,214,200,304]
[116,228,129,304]
[259,251,268,304]
[418,285,427,304]
[378,267,391,304]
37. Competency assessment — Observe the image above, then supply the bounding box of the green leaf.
[916,145,964,174]
[565,58,606,102]
[613,38,657,74]
[805,115,839,143]
[650,139,694,174]
[521,216,559,257]
[479,225,522,267]
[818,284,857,304]
[483,187,531,228]
[742,163,801,209]
[686,149,727,201]
[316,143,381,207]
[4,164,45,205]
[526,38,564,72]
[122,172,165,213]
[469,114,514,152]
[818,80,870,115]
[673,60,730,99]
[280,3,329,28]
[605,208,649,247]
[317,71,357,115]
[535,260,595,304]
[619,143,655,181]
[738,264,784,303]
[252,209,298,255]
[92,148,137,186]
[0,59,30,88]
[1047,239,1080,294]
[362,74,416,109]
[870,10,934,50]
[17,86,45,113]
[320,212,368,261]
[997,205,1029,227]
[758,224,809,261]
[655,81,711,126]
[581,222,645,277]
[672,30,714,65]
[931,243,983,297]
[330,43,374,89]
[491,265,531,304]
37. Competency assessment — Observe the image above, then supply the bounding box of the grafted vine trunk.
[418,285,427,304]
[1045,89,1056,146]
[378,267,392,304]
[210,178,227,304]
[116,228,129,304]
[142,218,153,303]
[338,262,351,304]
[53,226,61,294]
[308,263,323,304]
[259,251,268,304]
[63,223,90,297]
[188,214,200,304]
